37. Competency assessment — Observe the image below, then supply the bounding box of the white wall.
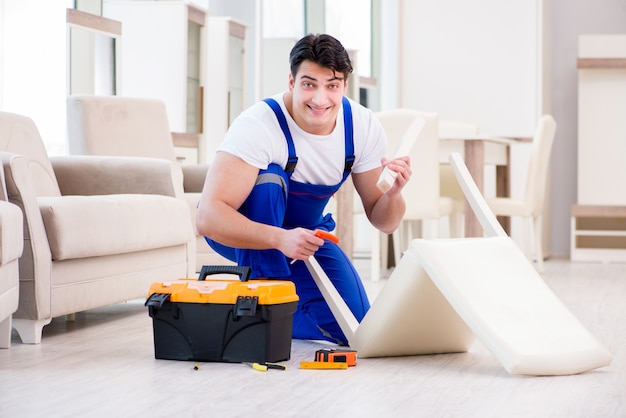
[397,0,545,137]
[0,0,73,156]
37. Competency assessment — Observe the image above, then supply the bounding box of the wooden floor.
[0,258,624,418]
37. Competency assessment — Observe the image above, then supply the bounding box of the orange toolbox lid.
[147,278,298,305]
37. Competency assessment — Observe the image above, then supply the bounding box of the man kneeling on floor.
[196,33,411,345]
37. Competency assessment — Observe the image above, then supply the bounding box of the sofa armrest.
[50,155,184,198]
[1,152,53,319]
[182,164,209,193]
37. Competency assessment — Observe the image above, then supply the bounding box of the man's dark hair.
[289,34,353,80]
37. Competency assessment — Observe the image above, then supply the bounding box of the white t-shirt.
[218,93,387,186]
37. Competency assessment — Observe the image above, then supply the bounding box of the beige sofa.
[0,111,195,344]
[66,94,232,272]
[0,172,23,348]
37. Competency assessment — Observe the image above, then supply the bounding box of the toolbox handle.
[198,265,252,282]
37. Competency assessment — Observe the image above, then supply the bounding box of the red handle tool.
[291,229,339,265]
[314,229,340,243]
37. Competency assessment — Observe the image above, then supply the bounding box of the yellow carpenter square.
[300,361,348,370]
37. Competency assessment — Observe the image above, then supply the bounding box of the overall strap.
[342,96,355,180]
[263,98,298,174]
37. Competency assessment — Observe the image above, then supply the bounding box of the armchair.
[0,170,23,348]
[375,109,456,279]
[353,109,457,281]
[0,110,195,344]
[485,115,557,272]
[66,94,230,272]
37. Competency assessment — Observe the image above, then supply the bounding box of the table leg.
[495,145,511,233]
[464,140,485,237]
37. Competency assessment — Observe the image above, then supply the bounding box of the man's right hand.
[280,227,325,262]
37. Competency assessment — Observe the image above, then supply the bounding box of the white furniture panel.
[571,205,626,262]
[104,1,189,130]
[573,35,626,262]
[104,0,207,164]
[203,16,247,163]
[577,35,626,206]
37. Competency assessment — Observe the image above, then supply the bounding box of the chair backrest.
[0,112,61,197]
[67,95,177,162]
[525,114,557,215]
[375,109,440,219]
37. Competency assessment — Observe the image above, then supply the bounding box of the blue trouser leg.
[283,243,370,345]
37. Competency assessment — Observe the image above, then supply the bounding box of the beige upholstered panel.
[38,194,192,260]
[0,186,23,348]
[0,200,23,265]
[0,112,61,197]
[50,155,182,198]
[414,236,612,375]
[67,95,177,161]
[0,201,22,320]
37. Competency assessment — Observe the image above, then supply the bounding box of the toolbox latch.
[145,293,171,308]
[235,296,258,318]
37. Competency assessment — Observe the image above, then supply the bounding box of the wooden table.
[334,136,529,257]
[439,136,526,237]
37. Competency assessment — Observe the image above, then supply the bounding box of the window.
[67,8,120,95]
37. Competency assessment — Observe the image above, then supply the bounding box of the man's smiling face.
[287,59,349,135]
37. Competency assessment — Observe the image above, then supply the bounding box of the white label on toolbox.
[184,282,230,293]
[246,282,285,290]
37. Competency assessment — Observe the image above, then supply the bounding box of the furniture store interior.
[0,0,624,417]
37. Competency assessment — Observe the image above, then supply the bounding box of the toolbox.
[145,265,299,363]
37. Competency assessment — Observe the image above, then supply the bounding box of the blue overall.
[206,97,370,345]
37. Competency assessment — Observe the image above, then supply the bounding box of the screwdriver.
[290,229,340,264]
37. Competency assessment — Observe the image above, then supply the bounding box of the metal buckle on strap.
[285,157,298,173]
[344,155,355,172]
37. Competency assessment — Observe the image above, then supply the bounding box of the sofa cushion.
[38,194,193,261]
[0,201,23,265]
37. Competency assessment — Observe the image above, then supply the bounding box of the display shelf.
[570,205,626,262]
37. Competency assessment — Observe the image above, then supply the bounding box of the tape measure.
[315,348,357,366]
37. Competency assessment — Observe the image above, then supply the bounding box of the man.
[196,34,411,345]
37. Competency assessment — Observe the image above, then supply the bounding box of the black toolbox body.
[146,266,298,363]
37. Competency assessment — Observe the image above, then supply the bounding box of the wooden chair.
[373,109,455,280]
[485,115,557,272]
